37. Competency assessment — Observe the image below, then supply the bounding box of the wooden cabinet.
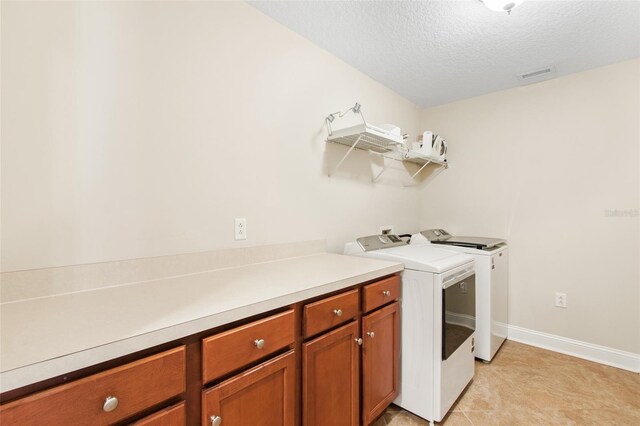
[201,311,296,426]
[202,351,295,426]
[0,347,185,426]
[1,274,400,426]
[302,321,360,426]
[302,279,400,426]
[362,302,400,425]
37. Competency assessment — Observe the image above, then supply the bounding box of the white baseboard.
[507,324,640,373]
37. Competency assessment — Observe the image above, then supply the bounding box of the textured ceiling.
[249,0,640,107]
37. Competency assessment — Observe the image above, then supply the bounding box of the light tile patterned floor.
[373,340,640,425]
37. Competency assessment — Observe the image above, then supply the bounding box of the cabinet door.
[303,321,359,426]
[362,302,400,426]
[202,351,295,426]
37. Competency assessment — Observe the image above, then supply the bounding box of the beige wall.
[420,60,640,353]
[1,1,422,272]
[3,1,638,356]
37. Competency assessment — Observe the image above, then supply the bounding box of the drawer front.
[202,310,295,383]
[363,276,400,313]
[0,346,186,426]
[303,289,359,338]
[202,351,295,426]
[132,402,186,426]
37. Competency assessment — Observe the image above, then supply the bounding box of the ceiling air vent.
[517,65,556,85]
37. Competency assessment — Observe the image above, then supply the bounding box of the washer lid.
[432,237,506,250]
[357,244,473,273]
[419,230,506,250]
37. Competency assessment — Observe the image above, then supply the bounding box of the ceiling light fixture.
[481,0,525,14]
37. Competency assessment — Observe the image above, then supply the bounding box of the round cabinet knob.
[367,331,375,339]
[103,396,119,412]
[254,339,265,349]
[333,309,343,317]
[382,290,391,297]
[355,338,363,346]
[211,415,223,426]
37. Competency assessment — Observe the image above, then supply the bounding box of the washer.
[412,229,508,362]
[345,234,476,424]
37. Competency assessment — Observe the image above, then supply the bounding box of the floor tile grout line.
[461,410,475,425]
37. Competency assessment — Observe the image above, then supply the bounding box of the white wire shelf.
[327,123,403,153]
[400,150,448,166]
[324,103,448,183]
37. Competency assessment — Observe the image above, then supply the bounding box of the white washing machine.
[412,229,508,362]
[345,234,476,424]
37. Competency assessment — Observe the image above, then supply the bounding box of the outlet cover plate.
[235,218,247,240]
[379,225,394,235]
[555,292,567,308]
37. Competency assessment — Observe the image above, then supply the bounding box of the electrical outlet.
[555,292,567,308]
[379,225,394,235]
[234,218,247,240]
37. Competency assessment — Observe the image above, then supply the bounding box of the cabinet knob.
[254,339,265,349]
[333,309,343,317]
[210,415,222,426]
[355,338,363,346]
[102,396,119,412]
[382,290,391,297]
[366,331,375,339]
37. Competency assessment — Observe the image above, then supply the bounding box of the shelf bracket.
[409,160,433,180]
[328,135,362,177]
[371,162,388,183]
[404,162,447,187]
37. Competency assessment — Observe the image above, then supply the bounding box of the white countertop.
[0,253,402,393]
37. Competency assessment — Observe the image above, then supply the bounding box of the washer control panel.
[356,234,407,252]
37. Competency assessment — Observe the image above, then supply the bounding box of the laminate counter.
[0,252,403,393]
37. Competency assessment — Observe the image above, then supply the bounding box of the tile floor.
[373,340,640,425]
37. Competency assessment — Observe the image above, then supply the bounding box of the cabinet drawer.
[0,346,186,426]
[362,276,400,313]
[303,289,359,338]
[202,310,295,383]
[132,402,186,426]
[202,350,295,426]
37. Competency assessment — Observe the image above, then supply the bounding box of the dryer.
[412,229,508,362]
[345,234,476,424]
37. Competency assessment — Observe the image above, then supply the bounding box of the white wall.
[1,1,422,272]
[420,60,640,354]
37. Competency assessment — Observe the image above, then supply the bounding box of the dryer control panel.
[420,229,452,242]
[356,234,408,252]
